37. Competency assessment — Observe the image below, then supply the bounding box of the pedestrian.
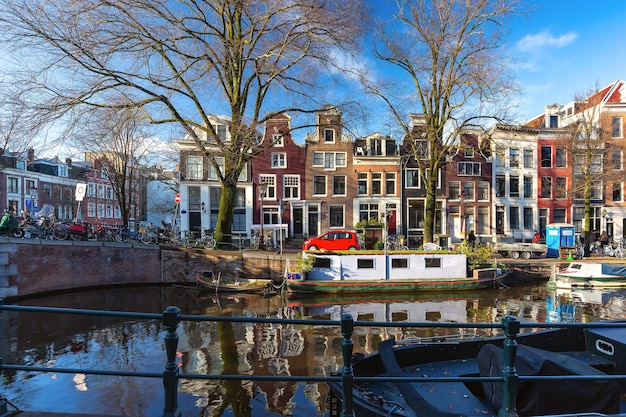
[532,230,540,243]
[600,231,609,247]
[467,230,476,246]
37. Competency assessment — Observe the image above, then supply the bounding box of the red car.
[302,230,362,251]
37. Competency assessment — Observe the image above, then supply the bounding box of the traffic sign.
[175,193,181,204]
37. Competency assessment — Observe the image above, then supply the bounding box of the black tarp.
[478,344,619,416]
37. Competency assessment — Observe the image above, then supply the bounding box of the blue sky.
[507,1,626,122]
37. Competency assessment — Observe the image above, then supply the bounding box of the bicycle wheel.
[52,224,69,240]
[140,231,156,244]
[206,237,216,249]
[616,250,624,259]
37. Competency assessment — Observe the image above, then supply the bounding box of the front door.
[293,207,303,236]
[308,212,318,238]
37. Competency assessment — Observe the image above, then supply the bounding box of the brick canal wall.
[0,239,291,300]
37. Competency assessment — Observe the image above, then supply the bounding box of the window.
[272,133,284,147]
[357,258,375,269]
[259,175,276,199]
[187,155,203,179]
[391,258,408,269]
[235,188,246,207]
[333,175,346,196]
[509,148,519,167]
[477,182,489,201]
[284,175,299,199]
[523,176,533,198]
[106,186,113,200]
[262,207,279,225]
[370,139,383,156]
[114,205,121,218]
[88,202,96,217]
[523,149,533,168]
[556,177,567,199]
[405,169,420,187]
[458,162,480,175]
[554,208,566,223]
[462,181,474,200]
[271,153,286,168]
[612,116,623,138]
[106,204,113,218]
[510,206,519,229]
[556,146,566,167]
[312,151,346,169]
[87,183,95,198]
[477,206,489,234]
[549,115,559,128]
[98,203,105,218]
[523,207,533,229]
[613,182,623,202]
[329,205,344,228]
[495,175,506,197]
[358,173,368,195]
[613,149,622,170]
[43,184,52,198]
[97,184,104,198]
[541,146,552,167]
[449,181,461,199]
[385,173,396,195]
[25,180,36,195]
[208,157,223,179]
[414,140,429,159]
[371,173,382,195]
[101,166,109,180]
[591,180,603,199]
[509,175,519,198]
[359,203,378,222]
[233,209,246,232]
[324,129,335,143]
[313,175,326,196]
[464,148,474,158]
[541,177,552,198]
[424,258,442,268]
[7,177,18,193]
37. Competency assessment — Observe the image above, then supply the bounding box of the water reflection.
[2,283,626,416]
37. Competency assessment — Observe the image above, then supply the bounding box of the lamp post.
[603,209,608,235]
[258,182,267,250]
[30,185,38,214]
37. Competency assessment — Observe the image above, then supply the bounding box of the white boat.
[548,262,626,289]
[286,251,505,295]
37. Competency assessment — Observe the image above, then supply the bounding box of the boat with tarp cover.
[548,262,626,289]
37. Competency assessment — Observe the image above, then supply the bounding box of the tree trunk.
[215,181,237,247]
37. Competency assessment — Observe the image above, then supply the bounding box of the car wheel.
[309,245,318,251]
[510,251,520,259]
[348,246,357,250]
[521,251,531,260]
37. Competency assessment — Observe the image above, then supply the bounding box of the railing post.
[0,357,8,417]
[340,314,355,417]
[162,306,181,417]
[499,315,520,417]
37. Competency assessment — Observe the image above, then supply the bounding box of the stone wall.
[0,239,291,300]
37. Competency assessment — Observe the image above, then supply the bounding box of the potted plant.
[287,252,315,279]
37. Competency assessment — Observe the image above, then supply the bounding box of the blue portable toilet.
[545,223,576,258]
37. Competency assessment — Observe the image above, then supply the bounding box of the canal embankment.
[2,237,621,300]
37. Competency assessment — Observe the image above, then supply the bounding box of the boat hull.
[548,262,626,289]
[330,323,626,417]
[286,275,503,294]
[194,272,273,294]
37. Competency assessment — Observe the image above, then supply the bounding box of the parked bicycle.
[184,230,216,249]
[384,235,408,251]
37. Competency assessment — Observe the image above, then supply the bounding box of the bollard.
[162,306,182,417]
[499,315,520,417]
[340,314,355,417]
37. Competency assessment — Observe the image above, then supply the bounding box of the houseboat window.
[312,257,331,268]
[424,257,442,268]
[391,311,408,322]
[357,258,375,269]
[391,258,408,269]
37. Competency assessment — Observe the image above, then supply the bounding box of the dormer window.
[58,165,68,177]
[548,115,559,128]
[370,139,383,156]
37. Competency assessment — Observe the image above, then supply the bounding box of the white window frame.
[284,175,300,200]
[271,153,287,168]
[259,174,276,200]
[187,155,204,180]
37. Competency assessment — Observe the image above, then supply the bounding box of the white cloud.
[516,31,578,52]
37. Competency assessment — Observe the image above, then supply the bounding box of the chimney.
[65,158,72,167]
[28,148,35,165]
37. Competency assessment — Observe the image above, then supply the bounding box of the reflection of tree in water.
[203,321,252,417]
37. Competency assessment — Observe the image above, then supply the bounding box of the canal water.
[2,283,626,416]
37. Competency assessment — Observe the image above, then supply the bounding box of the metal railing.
[2,300,626,417]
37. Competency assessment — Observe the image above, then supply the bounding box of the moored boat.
[548,261,626,289]
[286,251,505,294]
[329,318,626,417]
[194,271,280,294]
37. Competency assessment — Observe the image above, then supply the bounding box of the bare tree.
[77,107,157,226]
[363,0,523,243]
[559,85,626,254]
[0,0,368,243]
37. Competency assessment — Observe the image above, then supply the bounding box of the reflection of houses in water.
[547,289,626,322]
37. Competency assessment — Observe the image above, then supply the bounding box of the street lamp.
[258,182,267,250]
[30,184,38,214]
